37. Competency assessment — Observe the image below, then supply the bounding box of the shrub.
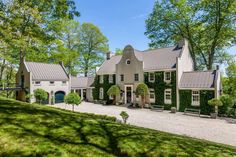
[120,111,129,124]
[208,98,223,114]
[34,89,48,104]
[135,83,149,108]
[219,95,233,115]
[64,93,81,111]
[107,85,120,105]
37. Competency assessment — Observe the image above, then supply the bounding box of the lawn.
[0,97,236,157]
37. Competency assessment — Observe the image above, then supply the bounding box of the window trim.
[134,73,139,81]
[192,90,200,106]
[99,75,104,84]
[149,88,155,103]
[109,75,113,83]
[35,81,41,86]
[164,89,172,104]
[149,73,155,82]
[164,71,171,83]
[126,59,131,65]
[120,74,124,82]
[99,88,104,100]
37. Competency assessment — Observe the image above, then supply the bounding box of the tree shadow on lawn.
[0,98,236,157]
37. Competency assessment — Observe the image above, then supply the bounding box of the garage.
[55,91,65,103]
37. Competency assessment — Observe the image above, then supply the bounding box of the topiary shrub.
[107,85,120,105]
[34,89,48,104]
[120,111,129,124]
[208,98,223,114]
[135,83,149,108]
[64,93,81,111]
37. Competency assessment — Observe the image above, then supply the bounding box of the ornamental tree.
[107,85,120,105]
[120,111,129,124]
[208,98,223,114]
[34,89,48,104]
[64,93,81,111]
[135,83,149,108]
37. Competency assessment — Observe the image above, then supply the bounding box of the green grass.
[0,97,236,157]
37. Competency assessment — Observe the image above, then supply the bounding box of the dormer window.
[126,59,131,65]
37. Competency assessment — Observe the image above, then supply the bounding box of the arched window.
[126,59,131,65]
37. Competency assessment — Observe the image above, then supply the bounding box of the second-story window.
[109,75,113,83]
[126,59,131,65]
[35,81,41,85]
[62,81,67,85]
[149,73,155,82]
[164,72,171,83]
[100,75,103,84]
[50,81,54,85]
[120,74,124,82]
[134,74,139,81]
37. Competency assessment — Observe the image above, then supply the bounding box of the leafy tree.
[145,0,236,70]
[115,48,123,56]
[107,85,120,105]
[78,23,108,76]
[225,61,236,97]
[64,93,81,111]
[34,89,48,104]
[120,111,129,124]
[219,94,233,115]
[135,83,149,108]
[208,98,223,114]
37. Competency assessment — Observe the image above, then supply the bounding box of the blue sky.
[75,0,236,55]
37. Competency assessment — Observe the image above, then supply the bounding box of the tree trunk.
[72,104,74,111]
[0,59,6,81]
[141,95,145,108]
[112,95,116,105]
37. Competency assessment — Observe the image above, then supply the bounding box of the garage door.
[55,91,65,103]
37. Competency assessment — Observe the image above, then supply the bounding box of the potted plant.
[171,107,176,113]
[120,111,129,124]
[208,98,223,119]
[135,83,149,108]
[107,85,120,105]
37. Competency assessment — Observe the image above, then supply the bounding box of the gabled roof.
[71,76,94,89]
[25,62,69,81]
[180,71,216,89]
[96,46,182,75]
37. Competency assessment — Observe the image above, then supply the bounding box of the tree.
[107,85,120,105]
[208,98,223,115]
[78,23,108,76]
[115,48,123,56]
[64,93,81,111]
[145,0,236,70]
[34,89,48,104]
[120,111,129,124]
[225,61,236,97]
[135,83,149,108]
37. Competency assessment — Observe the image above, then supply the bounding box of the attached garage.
[55,91,65,103]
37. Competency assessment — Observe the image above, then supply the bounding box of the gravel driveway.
[48,102,236,146]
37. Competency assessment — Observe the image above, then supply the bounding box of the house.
[16,60,94,104]
[93,39,221,115]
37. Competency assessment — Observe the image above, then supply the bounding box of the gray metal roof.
[97,46,182,75]
[71,77,94,89]
[25,62,69,81]
[180,71,216,89]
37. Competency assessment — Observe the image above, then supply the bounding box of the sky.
[75,0,236,55]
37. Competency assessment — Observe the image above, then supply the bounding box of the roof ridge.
[25,61,59,66]
[183,70,215,73]
[142,45,176,52]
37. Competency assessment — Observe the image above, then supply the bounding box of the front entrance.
[125,85,133,104]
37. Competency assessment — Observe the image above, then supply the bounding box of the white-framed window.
[134,73,139,81]
[99,88,104,99]
[192,90,200,106]
[149,73,155,82]
[136,95,139,101]
[109,75,113,83]
[120,74,124,82]
[126,59,131,65]
[62,81,67,85]
[99,75,103,84]
[149,89,155,103]
[164,72,171,83]
[164,89,172,104]
[35,81,41,86]
[50,81,55,85]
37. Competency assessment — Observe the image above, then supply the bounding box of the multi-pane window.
[164,72,171,82]
[120,74,124,82]
[126,59,131,65]
[62,81,67,85]
[192,90,200,106]
[164,89,172,104]
[134,74,139,81]
[35,81,41,85]
[99,88,104,99]
[99,75,103,84]
[149,89,155,103]
[50,81,54,85]
[109,75,113,83]
[149,73,155,82]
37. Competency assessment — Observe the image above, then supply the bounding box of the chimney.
[216,65,220,70]
[106,52,111,60]
[176,38,185,49]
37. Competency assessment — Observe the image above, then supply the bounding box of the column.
[80,89,83,100]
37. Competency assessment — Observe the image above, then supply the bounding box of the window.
[134,73,139,81]
[126,59,131,65]
[62,81,67,85]
[120,74,124,82]
[99,88,103,99]
[164,72,171,83]
[109,75,113,83]
[50,81,54,85]
[192,90,200,106]
[99,75,103,84]
[35,81,41,85]
[149,73,155,82]
[149,89,155,103]
[136,95,139,101]
[164,89,172,104]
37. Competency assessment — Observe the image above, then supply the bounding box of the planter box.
[210,113,217,119]
[171,107,176,113]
